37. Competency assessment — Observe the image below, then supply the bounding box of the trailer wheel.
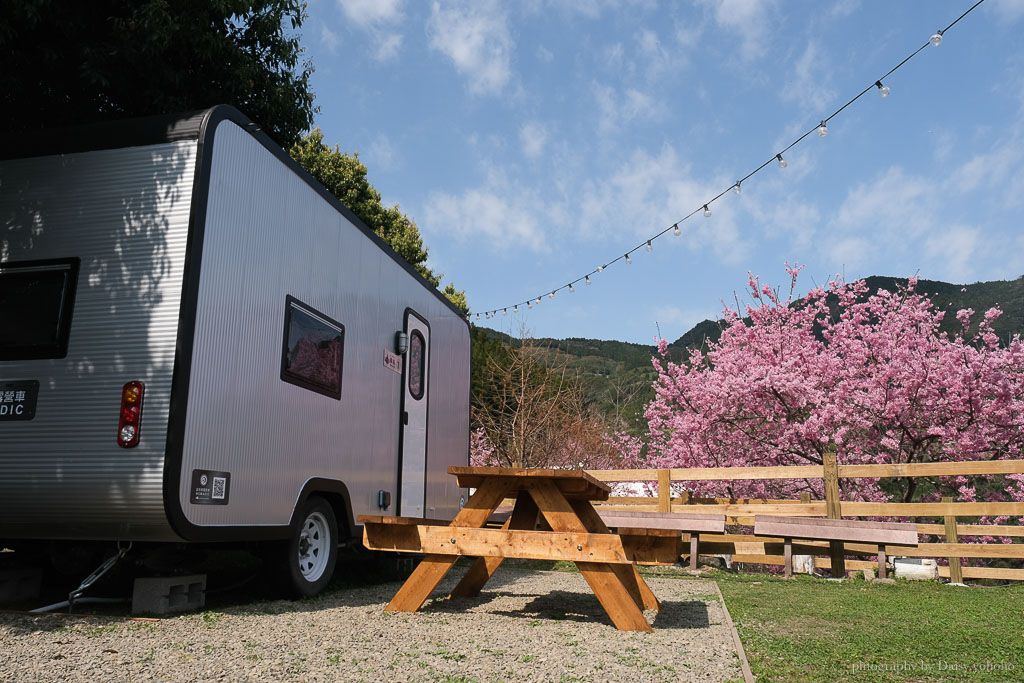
[274,496,338,598]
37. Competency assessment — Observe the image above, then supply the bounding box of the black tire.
[270,496,339,599]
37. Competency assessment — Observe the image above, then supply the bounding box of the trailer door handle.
[402,411,409,425]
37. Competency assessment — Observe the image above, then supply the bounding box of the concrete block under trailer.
[0,106,470,597]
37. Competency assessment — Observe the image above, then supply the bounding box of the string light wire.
[469,0,987,320]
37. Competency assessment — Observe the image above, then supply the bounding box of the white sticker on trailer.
[383,349,403,374]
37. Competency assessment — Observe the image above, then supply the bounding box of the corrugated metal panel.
[180,121,470,528]
[0,142,196,541]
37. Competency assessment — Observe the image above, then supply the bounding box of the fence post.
[823,447,846,578]
[943,496,963,584]
[658,469,671,513]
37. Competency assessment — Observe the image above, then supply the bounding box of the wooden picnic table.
[359,466,695,631]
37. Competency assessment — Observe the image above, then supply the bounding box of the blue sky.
[302,0,1024,344]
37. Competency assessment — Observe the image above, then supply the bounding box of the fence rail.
[583,455,1024,582]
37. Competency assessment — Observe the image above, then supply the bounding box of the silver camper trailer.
[0,106,470,597]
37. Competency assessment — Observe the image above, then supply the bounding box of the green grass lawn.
[714,571,1024,682]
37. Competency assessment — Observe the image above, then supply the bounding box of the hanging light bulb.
[734,181,741,195]
[585,275,592,285]
[703,204,711,218]
[776,153,787,168]
[475,313,480,320]
[513,304,518,313]
[875,80,890,98]
[673,223,680,236]
[930,30,943,46]
[625,253,632,264]
[527,301,533,309]
[568,283,575,293]
[549,291,555,299]
[503,308,507,316]
[597,265,604,272]
[818,120,828,137]
[535,297,541,305]
[646,240,652,252]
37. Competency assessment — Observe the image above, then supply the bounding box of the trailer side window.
[280,296,344,400]
[0,258,79,360]
[408,330,425,400]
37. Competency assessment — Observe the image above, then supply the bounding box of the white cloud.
[577,144,749,263]
[519,122,549,159]
[827,0,859,18]
[811,166,939,274]
[824,236,872,272]
[368,134,398,171]
[833,166,936,238]
[335,0,405,62]
[990,0,1024,23]
[947,140,1022,203]
[374,33,403,61]
[593,82,663,132]
[924,224,981,283]
[427,1,514,96]
[635,28,688,81]
[698,0,776,62]
[536,45,554,62]
[320,24,341,54]
[337,0,403,26]
[781,42,836,113]
[424,189,547,252]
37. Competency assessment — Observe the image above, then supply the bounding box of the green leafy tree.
[0,0,315,146]
[290,129,467,313]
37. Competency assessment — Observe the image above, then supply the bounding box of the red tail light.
[117,381,145,448]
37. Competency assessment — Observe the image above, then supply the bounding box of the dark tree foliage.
[0,0,315,147]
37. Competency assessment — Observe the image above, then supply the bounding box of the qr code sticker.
[212,476,227,500]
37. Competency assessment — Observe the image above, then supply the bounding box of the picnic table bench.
[753,515,919,578]
[597,510,726,570]
[359,466,724,631]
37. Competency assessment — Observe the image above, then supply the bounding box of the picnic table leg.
[877,547,886,580]
[568,500,660,611]
[784,537,792,579]
[450,491,539,598]
[528,481,651,631]
[386,478,511,612]
[690,534,699,571]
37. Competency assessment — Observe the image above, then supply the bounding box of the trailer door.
[399,311,429,517]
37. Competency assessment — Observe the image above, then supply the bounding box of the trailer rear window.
[0,258,79,360]
[280,296,344,400]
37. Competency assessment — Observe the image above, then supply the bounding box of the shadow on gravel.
[650,600,712,629]
[433,588,713,631]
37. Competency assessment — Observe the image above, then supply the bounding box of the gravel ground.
[1,566,743,682]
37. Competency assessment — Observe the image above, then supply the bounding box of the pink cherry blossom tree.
[645,265,1024,507]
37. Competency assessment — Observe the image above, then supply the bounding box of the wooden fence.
[584,455,1024,582]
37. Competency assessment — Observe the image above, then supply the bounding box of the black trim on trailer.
[289,478,356,538]
[162,106,221,541]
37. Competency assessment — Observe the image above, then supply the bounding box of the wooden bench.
[359,513,692,566]
[754,515,919,578]
[597,510,726,570]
